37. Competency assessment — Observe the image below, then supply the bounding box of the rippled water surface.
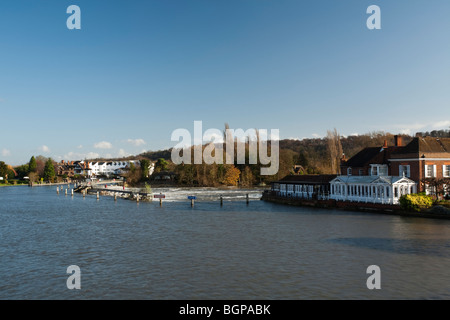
[1,186,449,299]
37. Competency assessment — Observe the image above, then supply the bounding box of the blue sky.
[1,0,450,165]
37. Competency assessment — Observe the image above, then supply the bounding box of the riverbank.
[261,193,450,220]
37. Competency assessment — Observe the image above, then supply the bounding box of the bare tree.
[327,128,343,174]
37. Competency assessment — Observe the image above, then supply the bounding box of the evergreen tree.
[43,158,56,182]
[29,156,37,173]
[0,161,8,178]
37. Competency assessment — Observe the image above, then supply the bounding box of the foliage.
[0,161,8,178]
[28,172,40,183]
[421,178,450,199]
[29,156,37,173]
[144,182,152,194]
[399,193,433,212]
[223,165,241,186]
[15,164,29,179]
[140,159,151,178]
[154,158,169,173]
[125,165,141,185]
[43,158,56,182]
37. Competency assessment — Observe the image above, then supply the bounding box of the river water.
[0,185,449,299]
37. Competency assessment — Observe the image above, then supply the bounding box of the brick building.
[340,136,450,196]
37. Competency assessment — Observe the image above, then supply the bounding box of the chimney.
[340,153,347,164]
[61,160,64,164]
[394,135,402,147]
[383,140,388,149]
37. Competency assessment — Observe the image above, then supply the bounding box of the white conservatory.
[329,175,417,205]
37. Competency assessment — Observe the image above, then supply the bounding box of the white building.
[78,160,154,178]
[329,175,417,205]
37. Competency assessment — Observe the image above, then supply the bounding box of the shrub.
[399,193,433,212]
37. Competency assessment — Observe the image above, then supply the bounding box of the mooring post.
[71,189,74,196]
[83,190,86,198]
[65,188,68,196]
[114,193,117,201]
[137,194,140,203]
[191,198,194,207]
[220,195,223,206]
[57,187,59,194]
[97,191,99,200]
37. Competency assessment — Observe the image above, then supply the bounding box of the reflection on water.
[327,238,450,258]
[0,186,449,299]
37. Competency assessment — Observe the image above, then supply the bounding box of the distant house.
[56,160,76,177]
[74,161,92,177]
[72,160,154,178]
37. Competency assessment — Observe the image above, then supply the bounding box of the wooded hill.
[138,131,413,187]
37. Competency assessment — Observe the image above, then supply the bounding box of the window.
[347,168,352,176]
[399,165,410,177]
[425,165,436,178]
[371,166,378,176]
[443,165,450,178]
[425,184,436,196]
[359,169,364,176]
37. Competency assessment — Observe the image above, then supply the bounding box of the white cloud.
[77,145,83,149]
[312,133,321,138]
[118,149,130,157]
[432,120,450,129]
[94,141,113,149]
[38,145,50,153]
[1,149,11,157]
[127,139,146,147]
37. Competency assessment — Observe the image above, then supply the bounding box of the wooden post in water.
[71,189,74,197]
[65,188,68,196]
[136,194,140,203]
[191,198,194,207]
[114,193,117,201]
[56,187,59,194]
[246,193,249,205]
[83,189,86,198]
[220,195,223,206]
[97,191,99,200]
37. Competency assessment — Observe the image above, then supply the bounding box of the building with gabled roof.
[340,135,450,196]
[329,175,416,205]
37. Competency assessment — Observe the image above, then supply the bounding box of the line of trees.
[11,155,58,183]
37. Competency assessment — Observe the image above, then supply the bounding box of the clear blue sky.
[1,0,450,165]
